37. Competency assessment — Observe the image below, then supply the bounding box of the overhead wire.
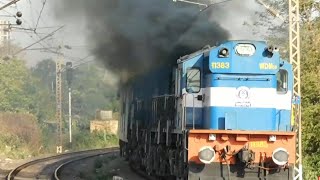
[173,0,234,47]
[73,59,95,69]
[13,25,65,55]
[24,0,54,49]
[27,0,36,26]
[9,11,55,53]
[198,0,234,12]
[14,23,55,52]
[30,1,92,61]
[0,0,23,11]
[0,2,47,54]
[35,26,64,29]
[3,0,90,62]
[0,0,69,60]
[73,54,93,63]
[13,30,49,35]
[35,0,47,31]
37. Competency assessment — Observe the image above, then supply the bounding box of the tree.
[31,59,119,129]
[300,18,320,179]
[0,59,36,112]
[31,59,56,125]
[69,63,119,124]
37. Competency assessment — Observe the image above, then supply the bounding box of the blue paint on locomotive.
[185,108,203,127]
[130,66,173,127]
[180,40,293,132]
[203,107,277,130]
[209,41,280,74]
[204,74,276,88]
[125,40,293,133]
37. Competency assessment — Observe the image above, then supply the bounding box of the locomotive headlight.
[198,146,215,164]
[235,44,256,56]
[272,148,289,166]
[219,48,229,57]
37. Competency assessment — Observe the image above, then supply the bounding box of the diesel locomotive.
[119,40,296,179]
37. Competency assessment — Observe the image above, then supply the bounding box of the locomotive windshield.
[277,69,288,93]
[186,68,200,93]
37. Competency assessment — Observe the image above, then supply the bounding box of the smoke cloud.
[54,0,231,76]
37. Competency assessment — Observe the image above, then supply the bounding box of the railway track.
[6,147,118,180]
[129,163,158,180]
[54,150,154,180]
[53,148,118,180]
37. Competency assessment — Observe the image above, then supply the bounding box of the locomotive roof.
[177,45,213,63]
[177,40,267,63]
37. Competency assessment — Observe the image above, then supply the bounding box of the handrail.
[192,93,195,130]
[183,93,187,131]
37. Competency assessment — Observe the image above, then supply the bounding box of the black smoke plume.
[54,0,230,76]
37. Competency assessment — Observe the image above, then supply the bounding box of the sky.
[0,0,91,66]
[0,0,286,67]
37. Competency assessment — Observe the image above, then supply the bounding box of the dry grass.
[0,112,42,158]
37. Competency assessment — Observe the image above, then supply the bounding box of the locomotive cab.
[178,41,293,131]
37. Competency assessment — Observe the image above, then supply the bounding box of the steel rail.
[6,147,118,180]
[53,147,119,180]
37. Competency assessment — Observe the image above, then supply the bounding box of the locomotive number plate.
[249,141,268,148]
[211,62,230,69]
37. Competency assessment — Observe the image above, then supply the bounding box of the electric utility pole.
[56,58,63,154]
[288,0,302,179]
[66,62,73,145]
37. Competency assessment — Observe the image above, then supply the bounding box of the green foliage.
[71,130,118,151]
[0,57,119,158]
[0,113,42,159]
[79,155,118,180]
[265,4,320,177]
[0,59,37,112]
[300,20,320,178]
[31,59,56,124]
[30,59,119,153]
[303,155,320,180]
[31,59,119,125]
[70,64,119,122]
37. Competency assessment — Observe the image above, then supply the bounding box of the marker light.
[219,48,229,57]
[272,148,289,166]
[235,44,256,56]
[198,146,215,164]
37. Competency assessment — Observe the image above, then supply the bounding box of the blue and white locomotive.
[119,40,296,179]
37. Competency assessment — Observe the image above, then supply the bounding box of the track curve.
[53,147,118,180]
[6,147,118,180]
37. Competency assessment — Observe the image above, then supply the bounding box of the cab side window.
[186,68,201,93]
[277,69,288,93]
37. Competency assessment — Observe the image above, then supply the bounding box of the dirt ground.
[104,157,145,180]
[59,154,144,180]
[0,156,30,179]
[0,154,146,180]
[0,153,56,179]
